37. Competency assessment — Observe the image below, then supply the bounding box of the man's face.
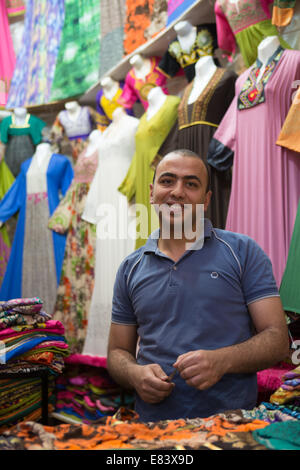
[150,153,212,232]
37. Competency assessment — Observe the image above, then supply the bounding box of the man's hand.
[173,350,224,390]
[130,363,175,404]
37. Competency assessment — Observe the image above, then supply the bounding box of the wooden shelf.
[80,0,216,106]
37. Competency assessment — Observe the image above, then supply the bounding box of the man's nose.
[170,180,185,198]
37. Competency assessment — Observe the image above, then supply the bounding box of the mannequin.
[13,107,27,126]
[174,20,197,53]
[100,77,120,102]
[146,86,167,121]
[256,36,281,82]
[129,54,152,79]
[33,142,52,167]
[85,129,102,157]
[64,101,82,122]
[188,56,218,104]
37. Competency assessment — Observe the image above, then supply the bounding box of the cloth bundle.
[54,355,134,424]
[270,365,300,405]
[0,297,69,374]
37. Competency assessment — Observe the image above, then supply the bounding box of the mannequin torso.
[85,130,102,157]
[130,54,152,79]
[188,56,218,104]
[101,77,120,101]
[256,36,281,82]
[65,101,82,122]
[146,87,167,121]
[174,20,197,53]
[13,107,27,126]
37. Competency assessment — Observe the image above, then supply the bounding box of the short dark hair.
[152,149,211,192]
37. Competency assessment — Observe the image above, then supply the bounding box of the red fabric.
[257,362,295,404]
[65,354,107,368]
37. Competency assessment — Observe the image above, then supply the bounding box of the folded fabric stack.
[269,365,300,406]
[0,297,69,430]
[0,297,69,373]
[53,354,134,424]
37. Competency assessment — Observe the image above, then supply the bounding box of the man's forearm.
[219,326,290,375]
[107,348,139,390]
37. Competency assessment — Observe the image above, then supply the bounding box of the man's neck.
[158,236,196,262]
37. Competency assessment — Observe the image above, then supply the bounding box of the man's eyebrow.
[158,172,201,183]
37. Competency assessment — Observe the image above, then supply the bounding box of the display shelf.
[80,0,216,106]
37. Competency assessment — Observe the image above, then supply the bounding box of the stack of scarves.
[269,365,300,406]
[0,370,56,432]
[0,297,69,374]
[54,355,134,424]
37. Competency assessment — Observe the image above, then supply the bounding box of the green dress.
[118,95,180,249]
[50,0,101,101]
[280,199,300,315]
[0,159,15,285]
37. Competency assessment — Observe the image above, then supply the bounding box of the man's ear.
[149,183,154,204]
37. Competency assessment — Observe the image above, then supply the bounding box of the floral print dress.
[48,148,98,354]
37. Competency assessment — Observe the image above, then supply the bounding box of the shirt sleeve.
[157,47,181,79]
[241,237,279,305]
[111,260,137,325]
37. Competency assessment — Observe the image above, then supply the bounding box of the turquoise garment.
[253,421,300,450]
[0,114,46,145]
[0,154,74,301]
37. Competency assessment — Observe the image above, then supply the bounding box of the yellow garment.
[276,86,300,152]
[118,95,180,249]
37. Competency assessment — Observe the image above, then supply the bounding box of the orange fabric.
[272,6,294,27]
[276,86,300,152]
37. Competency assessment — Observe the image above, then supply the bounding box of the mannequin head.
[65,101,80,113]
[14,107,27,117]
[101,76,118,90]
[147,86,166,104]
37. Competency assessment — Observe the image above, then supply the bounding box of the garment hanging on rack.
[48,148,99,354]
[81,113,139,357]
[157,24,218,83]
[207,48,300,288]
[160,68,237,229]
[119,95,180,249]
[6,0,65,108]
[0,1,16,107]
[215,0,291,67]
[0,154,73,313]
[96,83,134,132]
[0,113,46,177]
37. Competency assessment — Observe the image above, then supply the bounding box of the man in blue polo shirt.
[107,149,289,422]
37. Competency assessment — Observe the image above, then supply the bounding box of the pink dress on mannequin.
[208,48,300,288]
[0,1,16,106]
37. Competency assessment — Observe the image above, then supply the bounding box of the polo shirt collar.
[144,218,213,254]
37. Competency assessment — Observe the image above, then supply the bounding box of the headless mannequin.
[85,129,102,157]
[146,86,167,121]
[33,142,52,167]
[130,54,152,80]
[174,20,197,53]
[100,76,120,101]
[188,56,217,104]
[13,107,27,126]
[65,101,82,122]
[256,36,281,82]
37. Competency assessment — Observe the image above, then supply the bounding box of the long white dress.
[82,113,139,357]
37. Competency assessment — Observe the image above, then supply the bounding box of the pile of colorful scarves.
[0,297,69,373]
[53,354,134,424]
[0,297,69,430]
[270,365,300,406]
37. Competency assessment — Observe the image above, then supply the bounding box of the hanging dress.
[214,0,291,67]
[0,153,74,313]
[50,0,101,101]
[0,160,15,285]
[0,0,16,107]
[119,95,180,249]
[81,113,140,357]
[48,148,99,353]
[118,56,169,111]
[95,82,134,132]
[0,113,46,177]
[207,48,300,288]
[159,67,237,229]
[6,0,65,108]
